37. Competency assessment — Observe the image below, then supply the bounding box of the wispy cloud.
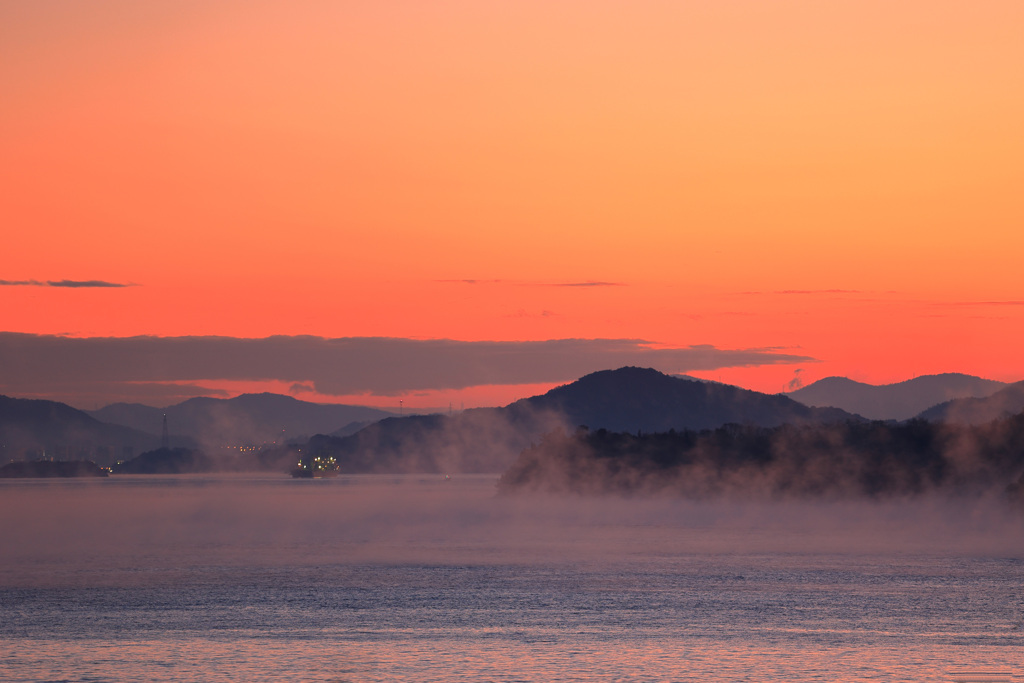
[0,279,132,288]
[944,300,1024,306]
[785,368,805,391]
[48,279,131,288]
[541,281,625,288]
[736,289,864,296]
[436,279,625,288]
[775,289,861,295]
[506,309,558,318]
[0,333,816,405]
[435,279,504,285]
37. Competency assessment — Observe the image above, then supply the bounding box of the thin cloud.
[736,289,863,295]
[435,279,624,288]
[0,333,816,405]
[507,309,558,318]
[775,289,861,295]
[47,279,131,288]
[944,300,1024,306]
[435,279,504,285]
[0,279,132,288]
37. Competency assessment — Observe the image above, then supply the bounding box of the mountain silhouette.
[110,447,214,474]
[916,380,1024,424]
[89,393,394,448]
[0,395,159,465]
[519,366,856,432]
[788,373,1006,421]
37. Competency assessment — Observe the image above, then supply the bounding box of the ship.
[289,452,339,478]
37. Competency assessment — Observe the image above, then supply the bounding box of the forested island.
[497,415,1024,500]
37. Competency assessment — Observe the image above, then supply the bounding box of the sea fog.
[2,474,1022,682]
[2,473,1022,581]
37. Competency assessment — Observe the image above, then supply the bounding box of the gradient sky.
[2,1,1023,409]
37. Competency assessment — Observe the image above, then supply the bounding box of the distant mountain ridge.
[0,395,159,465]
[917,381,1024,424]
[293,367,861,474]
[89,393,394,447]
[788,373,1006,421]
[518,366,856,432]
[19,368,1012,476]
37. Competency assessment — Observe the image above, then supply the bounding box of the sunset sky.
[2,1,1022,409]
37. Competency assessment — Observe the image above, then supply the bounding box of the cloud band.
[0,333,815,400]
[0,279,130,288]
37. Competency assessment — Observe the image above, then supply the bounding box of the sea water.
[1,474,1021,682]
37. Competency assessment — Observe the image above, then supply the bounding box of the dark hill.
[110,447,214,474]
[0,395,159,465]
[917,381,1024,424]
[789,373,1006,421]
[86,402,168,435]
[518,367,856,433]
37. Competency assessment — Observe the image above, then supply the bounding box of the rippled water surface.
[1,474,1022,681]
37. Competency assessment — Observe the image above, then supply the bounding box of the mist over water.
[2,475,1022,681]
[4,474,1022,574]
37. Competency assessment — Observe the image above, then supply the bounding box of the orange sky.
[2,1,1023,407]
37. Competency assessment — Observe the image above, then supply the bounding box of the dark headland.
[0,460,108,478]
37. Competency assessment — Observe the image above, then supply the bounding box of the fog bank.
[2,475,1021,588]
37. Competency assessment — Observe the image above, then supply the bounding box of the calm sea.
[1,474,1021,682]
